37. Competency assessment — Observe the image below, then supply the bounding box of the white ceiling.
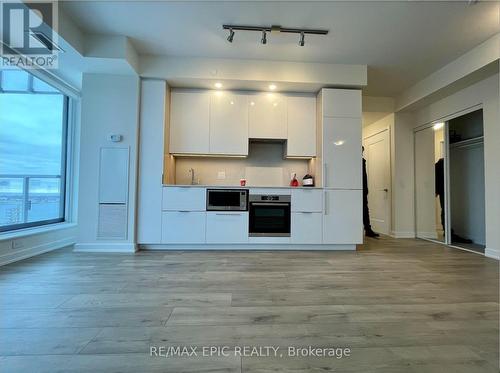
[61,1,499,97]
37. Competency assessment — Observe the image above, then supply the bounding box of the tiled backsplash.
[174,142,310,186]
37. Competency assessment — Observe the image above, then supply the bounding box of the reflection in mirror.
[415,125,445,242]
[434,125,445,242]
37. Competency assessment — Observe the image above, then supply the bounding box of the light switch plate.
[217,171,226,180]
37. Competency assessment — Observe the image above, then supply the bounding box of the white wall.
[413,73,499,258]
[0,225,77,266]
[75,73,140,252]
[174,142,309,186]
[396,34,500,111]
[363,113,394,139]
[140,56,367,91]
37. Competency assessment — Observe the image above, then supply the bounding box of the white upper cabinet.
[323,116,362,189]
[248,93,287,139]
[210,92,248,155]
[170,90,210,154]
[322,89,362,118]
[286,96,316,158]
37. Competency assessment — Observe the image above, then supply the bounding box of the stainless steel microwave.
[206,189,249,211]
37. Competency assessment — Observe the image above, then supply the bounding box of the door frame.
[362,127,392,235]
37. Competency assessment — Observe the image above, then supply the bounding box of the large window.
[0,68,68,232]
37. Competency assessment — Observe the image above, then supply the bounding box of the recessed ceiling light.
[214,82,223,89]
[269,84,277,91]
[250,101,255,106]
[333,140,345,146]
[273,102,278,107]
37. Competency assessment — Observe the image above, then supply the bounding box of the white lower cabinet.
[162,187,206,211]
[291,212,323,244]
[161,211,206,243]
[323,189,363,244]
[291,189,323,212]
[206,212,249,244]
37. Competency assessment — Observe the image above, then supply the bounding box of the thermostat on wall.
[108,134,123,142]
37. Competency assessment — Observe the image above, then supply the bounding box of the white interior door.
[364,130,390,235]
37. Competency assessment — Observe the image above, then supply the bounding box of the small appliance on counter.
[290,173,299,187]
[302,174,315,187]
[206,189,249,211]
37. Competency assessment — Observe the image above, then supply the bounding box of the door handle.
[383,188,388,192]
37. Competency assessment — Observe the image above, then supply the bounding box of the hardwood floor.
[0,236,498,372]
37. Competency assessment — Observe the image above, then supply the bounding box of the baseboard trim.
[0,237,75,266]
[73,243,137,253]
[390,231,416,239]
[140,244,357,251]
[485,247,500,260]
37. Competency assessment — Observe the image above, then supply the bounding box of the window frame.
[0,70,71,233]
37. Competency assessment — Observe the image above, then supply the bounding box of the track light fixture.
[223,24,328,45]
[299,32,305,46]
[227,28,234,43]
[261,30,267,45]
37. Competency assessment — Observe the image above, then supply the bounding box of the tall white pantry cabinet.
[317,88,363,244]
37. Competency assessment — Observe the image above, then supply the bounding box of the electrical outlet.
[12,240,23,250]
[217,171,226,180]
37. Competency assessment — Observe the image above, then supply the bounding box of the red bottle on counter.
[290,173,299,187]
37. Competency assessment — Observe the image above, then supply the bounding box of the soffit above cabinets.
[166,78,355,94]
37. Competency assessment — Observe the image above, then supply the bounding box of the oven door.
[249,202,291,237]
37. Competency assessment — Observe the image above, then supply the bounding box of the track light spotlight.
[227,29,234,43]
[222,25,328,46]
[299,32,305,46]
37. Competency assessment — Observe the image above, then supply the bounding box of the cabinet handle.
[323,164,327,187]
[215,213,242,216]
[324,192,328,215]
[178,210,190,213]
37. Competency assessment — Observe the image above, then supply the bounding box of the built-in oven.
[206,189,249,211]
[249,194,291,237]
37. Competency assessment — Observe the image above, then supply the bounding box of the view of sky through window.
[0,69,66,229]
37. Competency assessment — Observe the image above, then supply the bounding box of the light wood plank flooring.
[0,237,498,372]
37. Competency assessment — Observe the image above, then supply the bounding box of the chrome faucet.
[189,168,197,185]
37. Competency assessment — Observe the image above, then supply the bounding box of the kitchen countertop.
[163,184,323,189]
